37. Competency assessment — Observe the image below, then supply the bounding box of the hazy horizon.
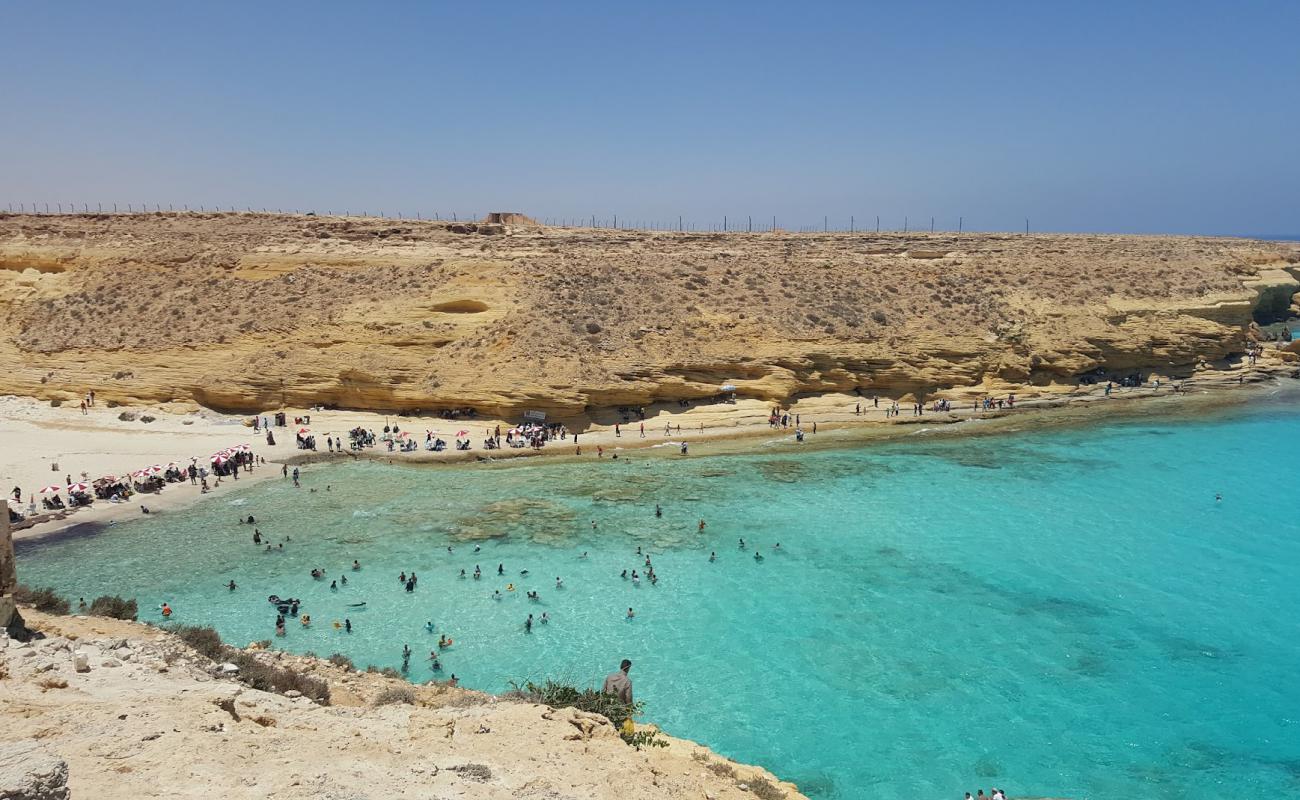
[3,2,1297,237]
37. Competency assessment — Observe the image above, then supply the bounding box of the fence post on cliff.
[959,216,963,233]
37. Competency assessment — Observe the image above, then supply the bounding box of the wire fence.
[1,203,1035,235]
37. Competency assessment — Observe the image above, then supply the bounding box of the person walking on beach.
[603,659,634,704]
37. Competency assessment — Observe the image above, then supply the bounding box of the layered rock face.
[1,213,1296,416]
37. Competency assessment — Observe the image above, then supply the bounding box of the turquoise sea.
[17,390,1300,799]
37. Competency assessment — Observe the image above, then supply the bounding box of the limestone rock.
[0,740,70,800]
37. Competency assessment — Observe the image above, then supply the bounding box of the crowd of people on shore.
[8,446,259,526]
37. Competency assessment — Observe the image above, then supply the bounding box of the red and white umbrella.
[130,470,150,479]
[66,482,90,492]
[298,427,311,434]
[211,453,230,464]
[146,465,164,474]
[38,485,63,494]
[236,444,251,452]
[456,429,469,438]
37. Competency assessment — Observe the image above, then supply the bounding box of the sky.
[2,1,1298,235]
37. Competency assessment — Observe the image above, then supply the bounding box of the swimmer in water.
[698,519,706,532]
[438,634,449,648]
[655,504,662,517]
[620,569,628,579]
[774,543,781,550]
[227,580,237,590]
[474,544,481,553]
[1216,493,1222,502]
[498,563,504,576]
[341,575,348,585]
[541,612,549,624]
[709,551,716,562]
[525,614,533,633]
[344,618,352,633]
[579,551,588,559]
[330,580,337,590]
[520,569,529,576]
[555,576,563,588]
[426,620,434,632]
[460,568,466,578]
[626,607,635,619]
[754,551,764,562]
[352,560,360,570]
[493,590,502,600]
[447,546,453,553]
[402,644,411,660]
[738,538,746,549]
[474,566,481,579]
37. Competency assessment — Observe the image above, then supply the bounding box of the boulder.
[0,597,29,641]
[71,652,89,673]
[0,740,70,800]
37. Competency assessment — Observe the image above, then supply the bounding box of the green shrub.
[373,686,415,706]
[13,585,70,615]
[88,595,137,621]
[170,625,225,661]
[507,678,667,749]
[509,679,636,726]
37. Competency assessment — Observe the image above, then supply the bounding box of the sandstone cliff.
[1,213,1296,416]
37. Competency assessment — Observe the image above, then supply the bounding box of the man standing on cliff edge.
[603,659,633,704]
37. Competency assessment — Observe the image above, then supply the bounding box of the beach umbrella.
[298,427,310,434]
[130,470,150,479]
[66,482,90,492]
[39,485,63,494]
[456,429,469,437]
[146,465,164,474]
[721,383,737,392]
[212,453,230,464]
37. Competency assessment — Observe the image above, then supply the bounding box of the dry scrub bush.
[373,686,416,706]
[14,585,70,615]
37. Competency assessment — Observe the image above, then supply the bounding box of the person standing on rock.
[603,659,633,705]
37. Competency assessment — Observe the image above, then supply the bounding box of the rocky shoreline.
[1,608,807,800]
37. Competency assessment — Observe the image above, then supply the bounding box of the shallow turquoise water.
[17,392,1300,799]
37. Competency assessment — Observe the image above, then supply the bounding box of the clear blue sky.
[3,1,1297,234]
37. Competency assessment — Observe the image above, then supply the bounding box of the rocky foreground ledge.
[0,609,805,800]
